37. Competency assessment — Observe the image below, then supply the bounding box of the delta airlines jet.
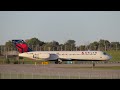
[12,39,112,64]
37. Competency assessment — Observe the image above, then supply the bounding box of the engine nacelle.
[48,54,59,60]
[33,53,58,60]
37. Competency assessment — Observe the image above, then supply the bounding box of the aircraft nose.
[107,55,112,60]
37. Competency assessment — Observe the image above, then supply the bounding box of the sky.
[0,11,120,46]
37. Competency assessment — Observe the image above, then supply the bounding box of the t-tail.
[12,39,32,53]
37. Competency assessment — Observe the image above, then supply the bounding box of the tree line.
[0,37,120,53]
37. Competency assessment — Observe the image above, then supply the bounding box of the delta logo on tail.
[12,40,32,53]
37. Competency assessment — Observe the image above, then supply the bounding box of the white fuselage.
[19,51,112,61]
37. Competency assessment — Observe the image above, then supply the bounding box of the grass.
[105,50,120,61]
[0,57,46,64]
[0,73,80,79]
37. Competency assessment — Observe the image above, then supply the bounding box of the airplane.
[12,39,112,64]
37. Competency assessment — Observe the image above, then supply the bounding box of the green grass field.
[0,58,43,64]
[0,73,77,79]
[105,50,120,61]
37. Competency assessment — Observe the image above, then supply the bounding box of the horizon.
[1,38,120,46]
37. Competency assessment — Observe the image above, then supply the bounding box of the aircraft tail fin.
[12,39,32,53]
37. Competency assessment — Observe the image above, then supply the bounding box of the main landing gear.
[55,59,62,64]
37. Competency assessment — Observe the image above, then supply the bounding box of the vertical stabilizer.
[12,39,32,53]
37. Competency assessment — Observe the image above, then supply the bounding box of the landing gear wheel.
[58,61,62,64]
[58,59,62,64]
[55,59,62,64]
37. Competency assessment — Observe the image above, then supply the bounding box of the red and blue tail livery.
[12,39,32,53]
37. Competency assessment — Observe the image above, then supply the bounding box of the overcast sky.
[0,11,120,46]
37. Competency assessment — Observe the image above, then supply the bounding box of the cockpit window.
[103,52,107,55]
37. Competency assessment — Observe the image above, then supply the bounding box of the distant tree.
[79,45,86,51]
[0,45,5,55]
[59,44,64,51]
[50,41,59,51]
[110,42,120,51]
[25,37,45,50]
[5,40,16,51]
[4,38,120,52]
[98,39,110,51]
[105,40,110,51]
[64,40,76,51]
[89,41,99,50]
[41,41,59,51]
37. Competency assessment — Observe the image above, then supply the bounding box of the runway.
[0,63,120,79]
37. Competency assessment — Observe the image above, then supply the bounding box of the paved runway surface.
[0,63,120,79]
